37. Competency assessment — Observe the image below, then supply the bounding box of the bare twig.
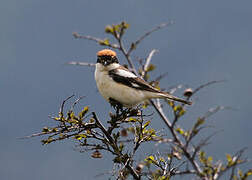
[18,132,49,139]
[72,32,119,49]
[66,61,96,67]
[173,169,196,175]
[141,49,158,78]
[115,33,138,74]
[71,96,85,111]
[92,112,116,148]
[150,99,172,130]
[144,49,158,72]
[190,80,226,98]
[132,111,144,155]
[154,72,169,82]
[202,106,232,119]
[128,22,174,55]
[60,94,75,115]
[19,123,97,139]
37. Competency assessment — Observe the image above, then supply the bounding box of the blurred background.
[0,0,251,179]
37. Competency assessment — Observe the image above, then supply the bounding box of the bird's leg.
[108,98,123,114]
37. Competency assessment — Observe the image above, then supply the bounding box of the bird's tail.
[158,92,192,105]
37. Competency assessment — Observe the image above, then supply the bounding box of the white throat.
[95,63,120,72]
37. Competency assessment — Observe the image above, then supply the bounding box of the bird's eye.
[102,59,107,65]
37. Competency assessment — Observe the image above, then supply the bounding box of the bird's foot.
[108,98,124,114]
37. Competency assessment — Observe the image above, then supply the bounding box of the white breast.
[95,63,148,107]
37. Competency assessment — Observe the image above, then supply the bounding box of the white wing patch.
[131,83,140,88]
[116,69,137,78]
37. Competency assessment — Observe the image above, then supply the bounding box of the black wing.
[108,69,159,93]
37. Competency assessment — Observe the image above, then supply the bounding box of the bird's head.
[97,49,119,66]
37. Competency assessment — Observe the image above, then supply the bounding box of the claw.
[108,98,123,114]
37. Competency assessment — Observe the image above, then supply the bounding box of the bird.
[94,49,192,109]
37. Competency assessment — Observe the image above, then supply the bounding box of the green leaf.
[208,156,213,163]
[148,155,155,161]
[145,155,156,164]
[68,119,78,124]
[226,154,232,163]
[89,118,94,123]
[70,111,78,120]
[173,105,182,112]
[119,143,124,152]
[233,175,238,180]
[158,176,169,180]
[246,169,252,176]
[143,120,151,129]
[142,101,150,108]
[41,137,53,145]
[179,109,186,117]
[53,117,61,121]
[78,106,89,119]
[99,39,110,46]
[121,21,130,29]
[128,117,137,122]
[52,128,58,132]
[243,169,252,179]
[146,64,156,72]
[176,128,184,135]
[199,151,207,164]
[73,134,87,140]
[167,100,174,107]
[238,169,243,178]
[159,157,165,162]
[42,127,49,133]
[113,24,120,32]
[194,118,205,128]
[58,112,63,118]
[98,38,110,46]
[105,25,114,34]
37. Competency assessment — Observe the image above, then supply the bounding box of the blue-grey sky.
[1,0,251,179]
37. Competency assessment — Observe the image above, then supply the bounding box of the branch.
[59,94,75,116]
[190,80,226,98]
[150,99,203,175]
[66,61,96,67]
[92,112,140,180]
[92,112,116,149]
[72,32,119,49]
[202,106,232,119]
[115,32,138,75]
[128,22,174,55]
[150,99,172,130]
[141,49,158,78]
[19,123,97,139]
[153,72,169,82]
[217,148,248,180]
